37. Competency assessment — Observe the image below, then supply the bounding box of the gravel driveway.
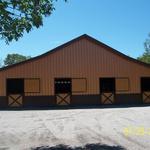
[0,106,150,150]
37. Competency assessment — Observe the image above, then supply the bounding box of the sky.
[0,0,150,62]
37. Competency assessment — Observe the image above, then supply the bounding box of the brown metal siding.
[0,38,150,97]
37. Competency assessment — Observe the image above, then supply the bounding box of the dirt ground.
[0,106,150,150]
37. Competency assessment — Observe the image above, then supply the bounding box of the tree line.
[0,53,31,67]
[137,34,150,64]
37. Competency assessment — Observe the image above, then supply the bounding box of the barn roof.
[0,34,150,71]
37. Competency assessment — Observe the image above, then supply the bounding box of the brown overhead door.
[141,77,150,103]
[100,78,115,104]
[55,78,71,106]
[7,79,24,107]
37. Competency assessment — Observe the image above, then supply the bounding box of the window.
[7,79,24,94]
[100,78,115,92]
[55,78,71,94]
[141,77,150,91]
[24,79,40,93]
[116,78,129,92]
[72,78,87,92]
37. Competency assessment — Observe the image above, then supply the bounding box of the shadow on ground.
[31,143,126,150]
[1,104,150,111]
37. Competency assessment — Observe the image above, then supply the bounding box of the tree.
[0,58,3,67]
[137,34,150,64]
[0,0,67,43]
[4,53,31,66]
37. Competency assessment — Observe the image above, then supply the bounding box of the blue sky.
[0,0,150,62]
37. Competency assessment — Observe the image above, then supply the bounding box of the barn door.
[141,77,150,103]
[7,79,24,107]
[100,78,115,104]
[55,78,71,106]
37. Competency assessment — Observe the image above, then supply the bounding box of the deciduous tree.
[4,53,31,66]
[0,0,67,43]
[137,34,150,64]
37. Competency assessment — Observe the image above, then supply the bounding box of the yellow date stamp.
[123,126,150,136]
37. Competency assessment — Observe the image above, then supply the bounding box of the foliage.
[0,0,67,43]
[0,58,3,67]
[4,53,31,66]
[137,34,150,64]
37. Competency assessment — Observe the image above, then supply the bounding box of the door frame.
[6,78,24,107]
[141,77,150,103]
[54,78,72,106]
[99,77,116,104]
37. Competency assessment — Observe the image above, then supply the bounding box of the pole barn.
[0,34,150,108]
